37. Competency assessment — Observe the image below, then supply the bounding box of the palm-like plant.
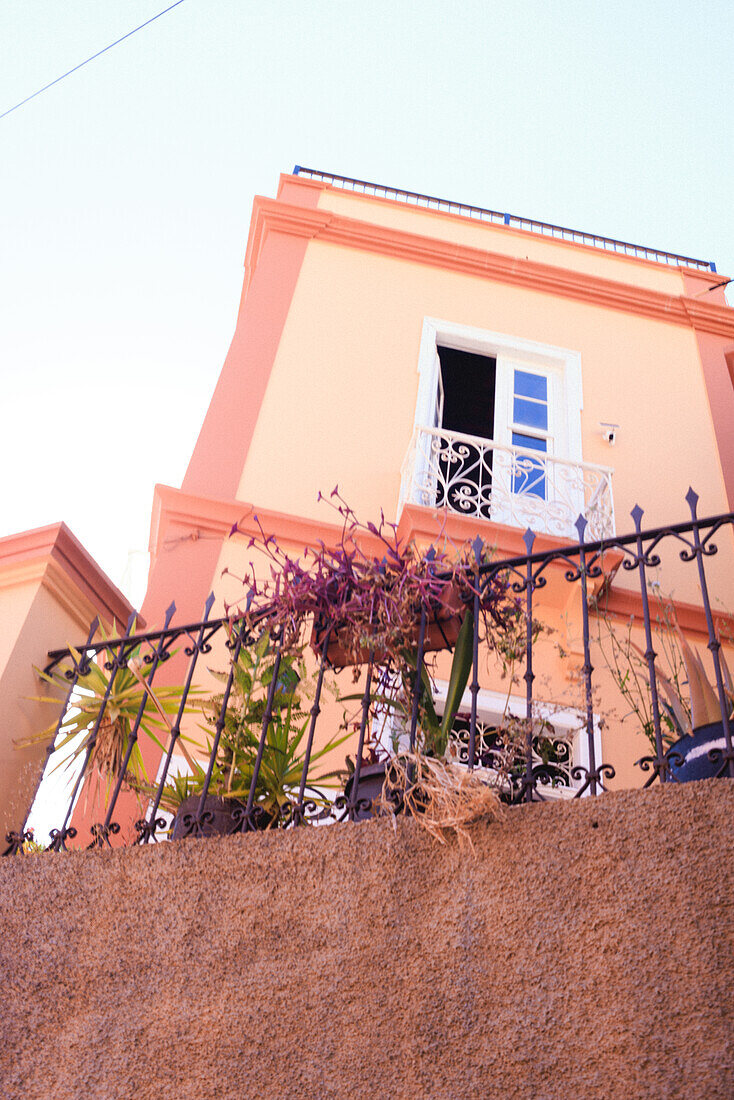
[19,642,197,806]
[161,633,349,825]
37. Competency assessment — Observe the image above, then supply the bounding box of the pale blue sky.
[1,0,732,607]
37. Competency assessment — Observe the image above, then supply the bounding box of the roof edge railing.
[292,166,716,274]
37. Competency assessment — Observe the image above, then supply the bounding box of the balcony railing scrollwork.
[399,425,615,540]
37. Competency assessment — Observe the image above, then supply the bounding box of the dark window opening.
[437,346,496,440]
[436,347,496,518]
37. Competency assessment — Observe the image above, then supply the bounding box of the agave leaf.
[719,647,734,706]
[674,626,721,728]
[399,653,440,732]
[420,664,440,732]
[654,666,692,737]
[437,609,475,757]
[630,629,723,731]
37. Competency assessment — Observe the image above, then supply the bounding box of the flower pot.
[668,721,729,783]
[171,794,246,839]
[423,581,466,650]
[311,582,466,668]
[343,761,389,820]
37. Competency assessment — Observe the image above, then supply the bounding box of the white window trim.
[413,317,584,463]
[380,681,602,800]
[440,682,602,799]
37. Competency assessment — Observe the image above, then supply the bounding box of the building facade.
[138,168,734,795]
[4,168,734,842]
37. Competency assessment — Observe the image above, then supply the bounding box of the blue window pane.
[512,431,547,452]
[514,370,547,401]
[512,432,546,499]
[513,397,548,430]
[512,431,547,453]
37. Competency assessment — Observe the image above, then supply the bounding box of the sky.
[1,0,732,611]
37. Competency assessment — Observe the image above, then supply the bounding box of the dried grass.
[377,752,504,850]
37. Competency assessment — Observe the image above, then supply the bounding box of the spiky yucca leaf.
[629,624,733,736]
[18,640,200,804]
[674,629,721,728]
[193,636,349,824]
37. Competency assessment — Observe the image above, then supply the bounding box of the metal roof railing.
[293,166,716,273]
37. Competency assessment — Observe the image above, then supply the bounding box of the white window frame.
[413,318,584,463]
[379,681,602,800]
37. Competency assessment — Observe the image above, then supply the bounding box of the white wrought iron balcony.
[399,426,615,540]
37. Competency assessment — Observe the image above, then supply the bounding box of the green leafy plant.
[227,494,560,820]
[159,632,349,826]
[18,635,198,807]
[407,608,476,759]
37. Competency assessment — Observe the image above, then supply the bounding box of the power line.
[0,0,188,122]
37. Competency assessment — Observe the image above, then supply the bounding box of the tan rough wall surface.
[1,781,732,1100]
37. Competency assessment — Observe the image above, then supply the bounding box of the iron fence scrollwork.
[4,490,733,855]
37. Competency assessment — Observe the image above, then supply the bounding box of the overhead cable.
[0,0,188,122]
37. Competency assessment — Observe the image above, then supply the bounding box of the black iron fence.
[5,489,734,855]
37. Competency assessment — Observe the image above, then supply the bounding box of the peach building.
[0,525,135,841]
[3,168,734,840]
[139,168,734,795]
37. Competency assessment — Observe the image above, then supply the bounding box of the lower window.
[378,683,601,800]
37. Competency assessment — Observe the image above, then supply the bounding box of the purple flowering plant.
[225,488,518,677]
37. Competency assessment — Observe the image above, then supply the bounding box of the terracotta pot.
[311,582,465,668]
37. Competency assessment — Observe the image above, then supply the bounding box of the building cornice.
[597,583,732,643]
[283,172,722,284]
[249,197,734,339]
[0,522,138,631]
[152,485,581,564]
[150,486,617,612]
[150,484,349,560]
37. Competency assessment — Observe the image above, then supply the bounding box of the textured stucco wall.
[1,781,732,1100]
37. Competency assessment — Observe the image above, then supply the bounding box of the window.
[434,348,558,515]
[449,712,574,796]
[378,682,601,800]
[510,369,550,499]
[434,345,498,517]
[403,319,598,537]
[415,319,582,457]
